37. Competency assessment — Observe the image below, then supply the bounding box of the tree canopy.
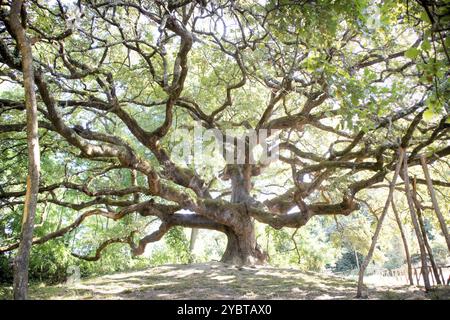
[0,0,449,271]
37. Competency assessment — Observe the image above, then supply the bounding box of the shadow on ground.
[1,262,448,300]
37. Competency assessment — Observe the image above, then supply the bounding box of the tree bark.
[391,200,414,285]
[412,177,441,284]
[189,228,198,252]
[356,148,404,298]
[221,226,266,266]
[353,246,360,270]
[419,155,450,252]
[9,0,41,300]
[229,164,253,204]
[220,165,267,265]
[402,155,431,291]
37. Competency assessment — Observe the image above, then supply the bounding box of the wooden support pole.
[403,154,431,291]
[356,148,405,298]
[420,155,450,253]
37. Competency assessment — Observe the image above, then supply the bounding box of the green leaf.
[405,47,419,59]
[421,40,431,52]
[420,11,431,24]
[423,108,435,122]
[445,36,450,48]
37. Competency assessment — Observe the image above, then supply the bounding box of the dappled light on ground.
[2,262,446,300]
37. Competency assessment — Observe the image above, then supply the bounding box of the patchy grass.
[1,262,448,300]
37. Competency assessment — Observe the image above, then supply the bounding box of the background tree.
[7,0,41,300]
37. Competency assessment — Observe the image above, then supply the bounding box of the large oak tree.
[0,0,449,268]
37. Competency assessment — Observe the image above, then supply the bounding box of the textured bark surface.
[9,0,40,300]
[221,166,268,265]
[221,225,266,266]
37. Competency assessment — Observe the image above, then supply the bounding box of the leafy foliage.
[0,0,448,286]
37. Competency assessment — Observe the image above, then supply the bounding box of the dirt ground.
[1,262,449,300]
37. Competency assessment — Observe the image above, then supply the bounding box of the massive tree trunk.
[9,0,41,300]
[221,225,266,265]
[220,165,267,265]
